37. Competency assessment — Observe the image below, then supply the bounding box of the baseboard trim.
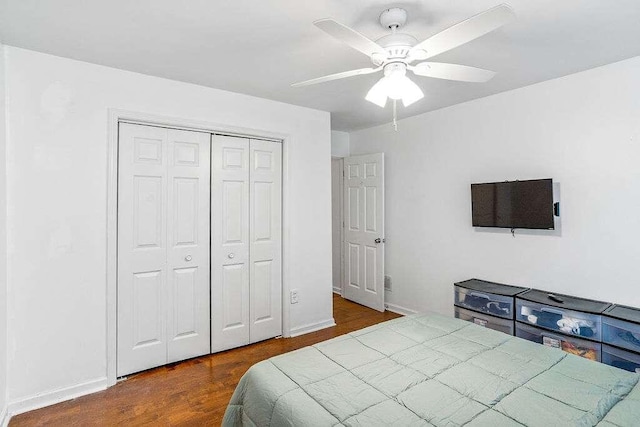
[1,405,9,427]
[385,302,417,316]
[7,377,108,417]
[289,318,336,337]
[332,287,342,295]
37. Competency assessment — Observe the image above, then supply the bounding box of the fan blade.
[411,62,496,82]
[314,19,386,58]
[409,4,515,60]
[292,67,381,87]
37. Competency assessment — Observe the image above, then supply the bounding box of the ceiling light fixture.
[292,4,515,130]
[365,63,424,108]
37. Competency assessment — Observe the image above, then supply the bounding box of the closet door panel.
[211,135,251,352]
[166,129,211,363]
[118,123,168,376]
[249,139,282,343]
[131,271,164,346]
[172,267,198,335]
[118,124,211,376]
[222,263,248,328]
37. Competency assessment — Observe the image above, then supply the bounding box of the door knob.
[374,238,385,244]
[228,253,235,259]
[185,255,192,262]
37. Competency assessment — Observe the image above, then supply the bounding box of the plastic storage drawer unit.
[602,344,640,373]
[515,290,610,342]
[516,322,602,361]
[602,305,640,353]
[454,306,514,335]
[454,279,528,320]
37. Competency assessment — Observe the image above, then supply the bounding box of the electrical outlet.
[384,275,392,291]
[290,289,299,304]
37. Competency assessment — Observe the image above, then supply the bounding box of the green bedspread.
[223,313,640,426]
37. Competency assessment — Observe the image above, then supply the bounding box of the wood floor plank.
[10,294,401,426]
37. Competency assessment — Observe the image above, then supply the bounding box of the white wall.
[0,44,8,425]
[331,130,349,157]
[350,56,640,315]
[4,47,332,407]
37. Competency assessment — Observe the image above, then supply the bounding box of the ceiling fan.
[292,4,515,109]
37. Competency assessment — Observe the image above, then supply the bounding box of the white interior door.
[249,139,282,343]
[118,124,167,376]
[211,135,250,352]
[343,153,385,312]
[117,123,210,377]
[166,129,211,363]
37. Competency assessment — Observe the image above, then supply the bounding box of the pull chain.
[393,99,398,131]
[390,25,400,132]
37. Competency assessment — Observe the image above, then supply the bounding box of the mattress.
[223,313,640,426]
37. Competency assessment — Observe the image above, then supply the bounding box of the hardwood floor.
[10,294,401,426]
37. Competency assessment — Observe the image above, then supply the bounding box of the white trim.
[332,287,342,295]
[289,318,336,337]
[385,303,417,316]
[106,111,118,387]
[1,405,9,427]
[281,132,292,339]
[331,157,345,296]
[106,109,293,387]
[7,377,107,417]
[118,119,281,143]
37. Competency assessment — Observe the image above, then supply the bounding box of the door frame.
[106,109,292,386]
[331,157,344,295]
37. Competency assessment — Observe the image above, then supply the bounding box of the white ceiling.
[1,0,640,131]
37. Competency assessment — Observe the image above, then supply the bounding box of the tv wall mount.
[509,202,560,237]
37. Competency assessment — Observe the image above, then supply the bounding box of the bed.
[223,313,640,426]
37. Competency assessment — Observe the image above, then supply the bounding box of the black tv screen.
[471,179,554,230]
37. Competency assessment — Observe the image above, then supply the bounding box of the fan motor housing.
[373,33,418,65]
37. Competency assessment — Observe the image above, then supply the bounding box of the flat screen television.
[471,179,554,230]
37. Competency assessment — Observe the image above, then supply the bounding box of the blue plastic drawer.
[515,322,601,361]
[454,306,514,335]
[602,316,640,353]
[454,285,514,319]
[516,298,602,341]
[602,344,640,373]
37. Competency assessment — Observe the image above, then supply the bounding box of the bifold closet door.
[249,139,282,343]
[211,136,282,352]
[117,123,210,377]
[211,136,251,352]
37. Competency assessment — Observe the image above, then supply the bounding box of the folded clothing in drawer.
[602,344,640,373]
[603,305,640,353]
[454,306,514,335]
[516,322,602,361]
[457,290,512,317]
[516,290,610,341]
[454,279,528,319]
